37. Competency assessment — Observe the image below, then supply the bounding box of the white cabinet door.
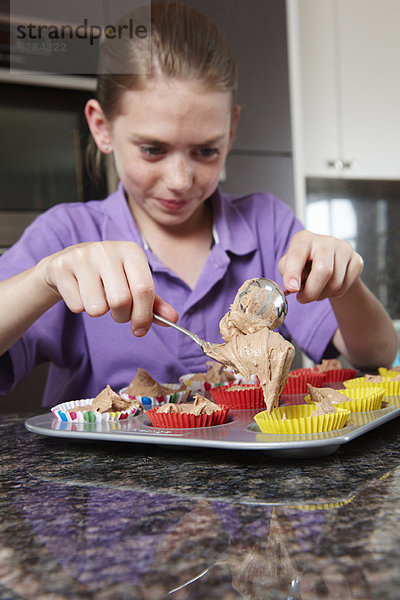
[299,0,400,179]
[299,0,340,177]
[339,0,400,179]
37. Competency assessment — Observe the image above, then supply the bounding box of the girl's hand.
[278,230,364,303]
[39,241,178,336]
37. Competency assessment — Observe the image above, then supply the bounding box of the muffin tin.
[25,394,400,458]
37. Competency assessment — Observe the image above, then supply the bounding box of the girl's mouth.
[157,198,190,211]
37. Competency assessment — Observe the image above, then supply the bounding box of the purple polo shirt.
[0,184,338,407]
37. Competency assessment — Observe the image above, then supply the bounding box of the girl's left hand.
[278,230,364,303]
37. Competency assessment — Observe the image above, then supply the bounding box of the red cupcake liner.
[282,371,327,394]
[288,368,318,376]
[315,368,357,383]
[146,406,229,428]
[210,385,265,409]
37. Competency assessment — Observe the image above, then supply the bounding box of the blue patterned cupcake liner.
[51,398,141,422]
[119,384,190,410]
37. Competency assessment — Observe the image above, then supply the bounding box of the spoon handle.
[153,313,206,349]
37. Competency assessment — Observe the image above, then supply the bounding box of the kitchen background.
[1,0,399,407]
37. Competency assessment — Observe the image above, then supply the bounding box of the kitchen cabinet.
[178,0,295,208]
[180,0,292,154]
[297,0,400,179]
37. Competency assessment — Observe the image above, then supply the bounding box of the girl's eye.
[197,147,220,159]
[141,145,165,158]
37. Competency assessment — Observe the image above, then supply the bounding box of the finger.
[318,250,364,300]
[296,248,334,303]
[56,272,85,314]
[313,241,360,300]
[280,239,311,293]
[75,265,109,316]
[153,295,179,326]
[123,253,156,336]
[315,243,350,300]
[348,251,364,282]
[46,244,110,317]
[99,261,133,323]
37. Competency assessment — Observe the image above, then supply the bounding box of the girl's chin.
[154,202,206,225]
[156,213,193,228]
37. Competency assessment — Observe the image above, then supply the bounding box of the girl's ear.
[84,99,113,154]
[228,104,241,151]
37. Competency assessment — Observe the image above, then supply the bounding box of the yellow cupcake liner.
[343,378,400,396]
[343,378,375,388]
[305,388,385,412]
[254,404,350,435]
[336,388,384,411]
[378,367,400,378]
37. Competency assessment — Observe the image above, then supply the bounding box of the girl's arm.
[0,263,60,356]
[329,279,397,369]
[0,240,178,357]
[279,230,398,369]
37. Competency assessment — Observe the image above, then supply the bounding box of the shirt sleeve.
[0,207,86,393]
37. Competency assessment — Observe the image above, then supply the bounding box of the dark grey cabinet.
[173,0,294,208]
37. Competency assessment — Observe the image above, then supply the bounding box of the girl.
[0,2,396,407]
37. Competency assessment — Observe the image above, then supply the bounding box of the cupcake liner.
[119,384,190,410]
[146,406,229,428]
[343,378,400,396]
[336,388,385,411]
[289,368,322,376]
[282,371,327,394]
[376,380,400,396]
[343,378,378,389]
[254,404,350,434]
[316,368,357,383]
[51,398,140,423]
[178,373,227,399]
[305,387,385,412]
[378,367,400,378]
[210,384,265,410]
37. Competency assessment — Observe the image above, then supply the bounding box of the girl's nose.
[165,155,193,193]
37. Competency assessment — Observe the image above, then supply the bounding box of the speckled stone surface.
[2,411,400,599]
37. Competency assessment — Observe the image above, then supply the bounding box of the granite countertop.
[1,411,400,599]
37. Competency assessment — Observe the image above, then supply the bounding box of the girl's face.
[107,77,238,229]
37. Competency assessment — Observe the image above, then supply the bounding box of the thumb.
[153,295,179,326]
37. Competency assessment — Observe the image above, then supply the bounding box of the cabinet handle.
[342,160,357,170]
[326,158,357,170]
[326,158,344,170]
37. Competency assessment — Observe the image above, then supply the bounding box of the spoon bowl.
[237,278,288,329]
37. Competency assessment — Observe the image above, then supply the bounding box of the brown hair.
[86,1,238,181]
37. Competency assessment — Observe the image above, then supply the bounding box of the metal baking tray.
[25,396,400,458]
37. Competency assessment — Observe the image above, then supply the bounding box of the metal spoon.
[153,278,287,355]
[154,278,288,346]
[237,278,288,329]
[153,313,212,352]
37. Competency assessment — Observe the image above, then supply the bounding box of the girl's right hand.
[38,241,178,336]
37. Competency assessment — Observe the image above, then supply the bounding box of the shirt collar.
[102,183,144,246]
[103,182,258,257]
[211,187,258,255]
